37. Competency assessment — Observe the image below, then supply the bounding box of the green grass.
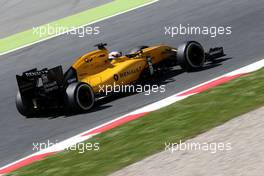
[8,68,264,176]
[0,0,156,54]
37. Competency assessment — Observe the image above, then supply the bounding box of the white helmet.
[109,51,122,59]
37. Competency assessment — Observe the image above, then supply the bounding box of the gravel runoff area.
[111,107,264,176]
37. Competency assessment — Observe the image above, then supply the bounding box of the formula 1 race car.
[16,41,225,117]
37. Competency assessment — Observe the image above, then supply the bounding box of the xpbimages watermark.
[98,82,166,96]
[32,140,100,154]
[165,140,232,154]
[165,24,232,38]
[33,24,100,38]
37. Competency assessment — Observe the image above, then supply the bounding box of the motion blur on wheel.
[16,41,225,117]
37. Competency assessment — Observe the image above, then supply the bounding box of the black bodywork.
[16,66,77,110]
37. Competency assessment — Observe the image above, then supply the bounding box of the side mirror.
[94,43,107,50]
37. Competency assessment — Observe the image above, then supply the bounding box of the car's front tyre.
[177,41,205,71]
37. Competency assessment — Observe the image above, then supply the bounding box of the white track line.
[0,0,159,56]
[1,58,264,175]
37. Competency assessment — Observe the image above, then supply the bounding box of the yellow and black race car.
[16,41,225,117]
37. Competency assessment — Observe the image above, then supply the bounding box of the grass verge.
[0,0,156,54]
[8,68,264,176]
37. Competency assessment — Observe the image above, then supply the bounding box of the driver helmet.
[109,51,122,59]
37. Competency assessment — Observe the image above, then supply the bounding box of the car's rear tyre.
[65,82,95,111]
[16,92,34,117]
[177,41,205,71]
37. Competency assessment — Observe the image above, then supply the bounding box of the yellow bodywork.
[71,45,174,93]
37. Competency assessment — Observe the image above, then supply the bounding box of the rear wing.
[16,66,64,95]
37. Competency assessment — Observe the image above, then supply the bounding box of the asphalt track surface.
[0,0,264,167]
[0,0,112,38]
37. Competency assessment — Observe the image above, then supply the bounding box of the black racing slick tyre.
[177,41,205,71]
[65,82,95,111]
[16,91,34,117]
